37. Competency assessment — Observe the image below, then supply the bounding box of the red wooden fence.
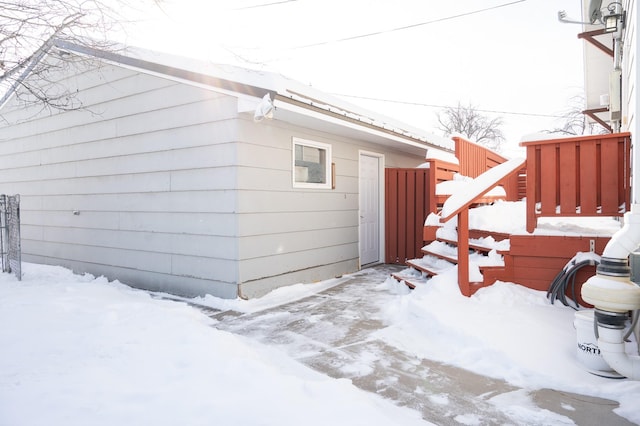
[385,168,431,264]
[454,136,505,177]
[453,136,524,201]
[521,133,631,233]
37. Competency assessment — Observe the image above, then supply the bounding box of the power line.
[293,0,527,49]
[231,0,298,10]
[333,93,566,119]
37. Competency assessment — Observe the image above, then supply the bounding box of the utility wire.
[293,0,527,49]
[334,93,565,119]
[231,0,298,10]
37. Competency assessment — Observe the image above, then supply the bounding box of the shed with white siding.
[0,40,453,298]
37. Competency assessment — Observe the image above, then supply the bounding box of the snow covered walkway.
[207,265,635,426]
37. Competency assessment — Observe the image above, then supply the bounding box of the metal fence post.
[7,195,21,280]
[0,194,21,280]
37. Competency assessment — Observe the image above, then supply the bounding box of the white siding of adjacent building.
[619,0,640,346]
[623,0,640,202]
[0,58,241,298]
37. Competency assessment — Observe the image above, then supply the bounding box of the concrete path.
[205,265,635,425]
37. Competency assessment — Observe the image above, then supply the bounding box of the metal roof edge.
[29,39,453,152]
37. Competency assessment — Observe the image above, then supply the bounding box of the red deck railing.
[388,134,631,297]
[440,158,527,296]
[520,133,631,233]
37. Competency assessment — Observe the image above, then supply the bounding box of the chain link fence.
[0,195,21,280]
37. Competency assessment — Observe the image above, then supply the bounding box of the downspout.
[581,204,640,379]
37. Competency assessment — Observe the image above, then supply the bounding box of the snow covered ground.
[1,200,640,425]
[0,264,428,426]
[375,272,640,424]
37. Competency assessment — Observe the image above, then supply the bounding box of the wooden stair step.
[398,224,511,291]
[431,226,510,250]
[421,240,459,263]
[422,233,509,264]
[391,269,430,289]
[406,255,456,276]
[421,244,499,263]
[421,240,506,266]
[413,252,505,270]
[469,232,511,254]
[468,229,511,242]
[470,251,505,267]
[438,237,494,255]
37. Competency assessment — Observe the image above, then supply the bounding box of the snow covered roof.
[49,39,453,155]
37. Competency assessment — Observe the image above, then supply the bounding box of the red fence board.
[600,140,619,212]
[540,144,558,215]
[559,143,576,212]
[580,141,598,214]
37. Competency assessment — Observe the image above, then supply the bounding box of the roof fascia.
[53,39,276,101]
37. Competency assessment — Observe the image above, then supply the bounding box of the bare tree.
[545,95,609,136]
[436,101,505,152]
[0,0,160,113]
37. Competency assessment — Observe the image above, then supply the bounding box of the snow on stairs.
[391,229,510,289]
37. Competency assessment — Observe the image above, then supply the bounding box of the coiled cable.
[547,254,600,310]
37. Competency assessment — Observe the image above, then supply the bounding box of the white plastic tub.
[574,309,620,377]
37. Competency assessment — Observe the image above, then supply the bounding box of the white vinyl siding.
[624,0,640,199]
[234,119,422,298]
[0,52,426,299]
[0,59,240,298]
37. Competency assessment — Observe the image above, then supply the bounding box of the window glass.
[292,138,332,189]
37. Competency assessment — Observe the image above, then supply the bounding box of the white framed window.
[292,137,332,189]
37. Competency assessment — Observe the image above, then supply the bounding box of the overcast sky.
[124,0,586,156]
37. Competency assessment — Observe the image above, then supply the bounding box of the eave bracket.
[578,29,614,57]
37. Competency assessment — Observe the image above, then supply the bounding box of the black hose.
[547,257,599,309]
[547,268,570,307]
[623,310,640,341]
